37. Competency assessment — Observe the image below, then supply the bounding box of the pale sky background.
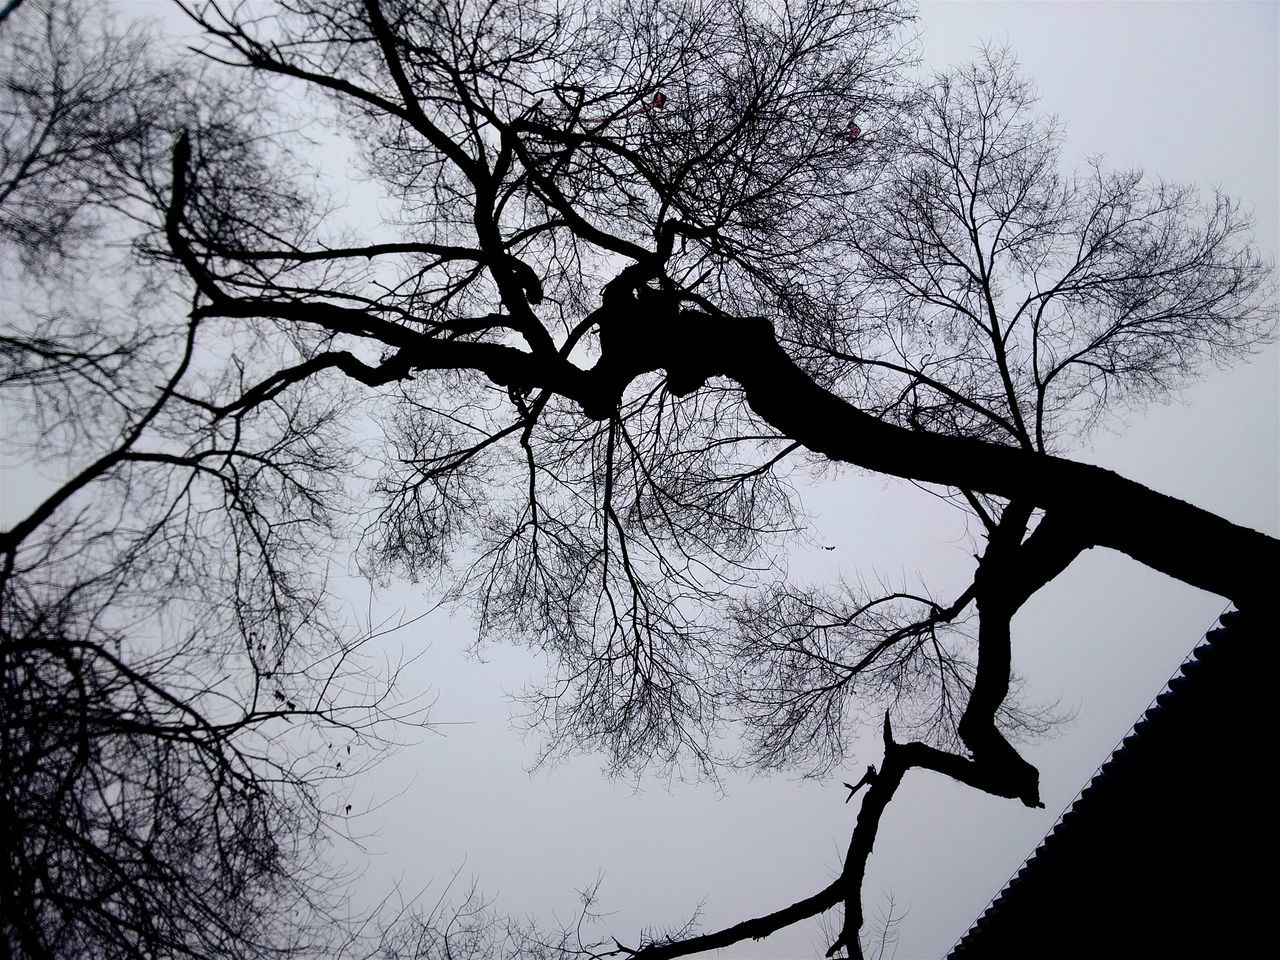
[8,2,1280,958]
[326,4,1279,958]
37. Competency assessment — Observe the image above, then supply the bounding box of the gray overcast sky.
[314,4,1277,958]
[14,2,1280,958]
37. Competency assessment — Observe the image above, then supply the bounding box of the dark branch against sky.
[1,1,1275,958]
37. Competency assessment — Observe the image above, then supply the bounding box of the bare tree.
[2,4,426,957]
[2,1,1275,958]
[0,0,180,265]
[363,873,640,960]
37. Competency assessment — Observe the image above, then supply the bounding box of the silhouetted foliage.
[1,4,425,957]
[1,1,1275,958]
[365,875,646,960]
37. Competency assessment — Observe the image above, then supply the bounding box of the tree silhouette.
[2,4,426,957]
[1,1,1274,958]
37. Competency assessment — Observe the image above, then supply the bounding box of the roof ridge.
[944,606,1246,958]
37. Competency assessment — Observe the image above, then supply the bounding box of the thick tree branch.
[183,264,1278,611]
[630,882,843,960]
[583,300,1276,609]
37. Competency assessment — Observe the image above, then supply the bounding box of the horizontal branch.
[631,882,843,960]
[204,240,484,265]
[595,305,1276,609]
[188,280,1278,610]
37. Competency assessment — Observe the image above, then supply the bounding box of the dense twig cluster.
[2,4,428,956]
[2,1,1275,957]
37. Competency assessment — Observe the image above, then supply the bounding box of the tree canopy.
[1,1,1275,958]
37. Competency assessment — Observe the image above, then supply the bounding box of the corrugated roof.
[945,608,1262,958]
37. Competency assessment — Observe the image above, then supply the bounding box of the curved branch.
[619,308,1276,609]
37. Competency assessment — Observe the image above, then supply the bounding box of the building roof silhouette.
[946,609,1263,959]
